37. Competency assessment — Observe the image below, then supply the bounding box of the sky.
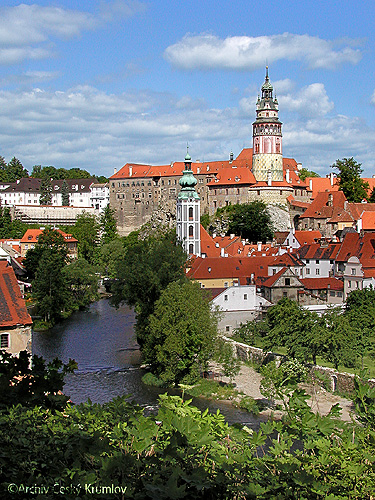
[0,0,374,179]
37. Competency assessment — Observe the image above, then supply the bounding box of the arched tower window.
[189,207,193,220]
[189,225,194,238]
[189,244,194,254]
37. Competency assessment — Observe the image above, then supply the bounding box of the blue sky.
[0,0,374,178]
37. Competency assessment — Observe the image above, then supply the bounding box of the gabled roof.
[2,177,96,194]
[300,190,348,219]
[261,267,288,287]
[200,226,221,258]
[187,256,273,282]
[270,252,304,267]
[306,177,340,197]
[360,211,375,230]
[0,261,32,327]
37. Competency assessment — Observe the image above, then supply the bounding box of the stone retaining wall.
[223,336,375,393]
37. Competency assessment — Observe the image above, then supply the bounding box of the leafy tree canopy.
[100,205,118,245]
[331,157,370,202]
[62,258,99,309]
[24,228,68,280]
[111,230,187,346]
[220,201,274,242]
[0,156,28,182]
[145,280,220,385]
[298,167,320,182]
[31,165,96,180]
[70,212,100,264]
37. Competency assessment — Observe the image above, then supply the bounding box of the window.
[226,326,230,332]
[316,259,319,264]
[348,281,351,288]
[244,294,248,300]
[283,291,288,297]
[306,268,310,275]
[224,282,228,288]
[306,259,309,264]
[351,268,356,275]
[0,333,9,349]
[337,291,343,297]
[189,226,194,238]
[224,295,228,301]
[315,269,320,275]
[285,278,290,286]
[330,291,335,297]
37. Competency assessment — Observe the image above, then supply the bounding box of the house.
[0,261,32,355]
[260,267,304,303]
[299,277,344,305]
[211,285,271,335]
[296,241,341,278]
[20,229,78,258]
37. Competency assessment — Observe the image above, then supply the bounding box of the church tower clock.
[252,67,283,182]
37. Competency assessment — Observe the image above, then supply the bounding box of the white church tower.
[176,148,201,256]
[252,67,283,182]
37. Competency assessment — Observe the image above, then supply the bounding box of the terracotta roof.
[294,230,322,246]
[300,277,343,291]
[271,252,304,267]
[306,177,340,197]
[0,261,32,327]
[300,191,347,219]
[187,256,273,282]
[297,242,341,260]
[335,232,361,263]
[21,229,77,244]
[261,267,288,287]
[200,226,221,258]
[360,212,375,230]
[287,195,311,209]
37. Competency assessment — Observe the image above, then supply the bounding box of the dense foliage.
[144,281,220,385]
[298,168,320,182]
[215,201,274,242]
[70,212,101,265]
[236,292,375,372]
[1,351,375,499]
[0,205,29,238]
[331,157,370,202]
[111,230,187,347]
[0,155,28,182]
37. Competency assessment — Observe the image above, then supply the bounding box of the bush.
[236,396,260,415]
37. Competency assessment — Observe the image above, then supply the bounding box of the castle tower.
[176,148,201,256]
[252,67,283,182]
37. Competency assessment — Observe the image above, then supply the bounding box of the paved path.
[210,362,354,422]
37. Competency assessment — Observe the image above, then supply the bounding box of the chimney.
[229,151,234,163]
[309,179,313,190]
[286,169,290,183]
[257,241,262,252]
[221,248,225,257]
[129,166,132,177]
[113,168,117,175]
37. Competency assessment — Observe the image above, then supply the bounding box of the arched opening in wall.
[189,225,194,238]
[189,207,193,220]
[189,244,194,254]
[264,137,271,153]
[293,214,300,230]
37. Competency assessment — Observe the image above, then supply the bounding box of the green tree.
[99,238,126,278]
[264,298,322,364]
[100,205,118,245]
[0,350,76,410]
[32,248,69,323]
[6,156,28,182]
[331,157,369,202]
[298,168,320,182]
[61,179,70,206]
[225,201,274,241]
[24,228,68,281]
[71,212,100,264]
[39,176,53,205]
[63,258,99,308]
[0,155,7,181]
[320,307,355,370]
[145,280,219,385]
[111,231,187,346]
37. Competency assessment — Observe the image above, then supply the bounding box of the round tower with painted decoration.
[176,147,201,256]
[252,67,283,182]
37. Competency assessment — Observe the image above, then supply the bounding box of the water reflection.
[33,299,264,428]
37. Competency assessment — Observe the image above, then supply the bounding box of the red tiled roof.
[360,212,375,230]
[21,229,77,244]
[297,242,341,260]
[300,191,347,219]
[271,252,304,267]
[261,267,288,287]
[300,277,343,291]
[187,256,273,281]
[0,261,32,327]
[294,230,322,246]
[306,177,340,197]
[287,195,311,209]
[200,226,221,258]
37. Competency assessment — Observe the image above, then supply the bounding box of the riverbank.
[209,361,354,422]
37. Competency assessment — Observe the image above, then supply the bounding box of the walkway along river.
[32,298,265,428]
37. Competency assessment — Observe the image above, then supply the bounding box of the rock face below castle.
[109,69,309,236]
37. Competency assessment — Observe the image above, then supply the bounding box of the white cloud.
[0,85,374,178]
[279,83,334,117]
[371,89,375,105]
[164,33,362,70]
[0,2,146,65]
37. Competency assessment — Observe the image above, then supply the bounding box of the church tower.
[252,67,283,182]
[176,148,201,256]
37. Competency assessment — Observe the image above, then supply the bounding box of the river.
[32,299,264,428]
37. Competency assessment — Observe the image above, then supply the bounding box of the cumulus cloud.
[0,1,145,64]
[0,85,374,178]
[164,33,362,70]
[279,83,334,117]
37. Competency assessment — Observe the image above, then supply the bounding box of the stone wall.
[223,337,375,393]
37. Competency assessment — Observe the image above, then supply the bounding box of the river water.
[32,299,264,428]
